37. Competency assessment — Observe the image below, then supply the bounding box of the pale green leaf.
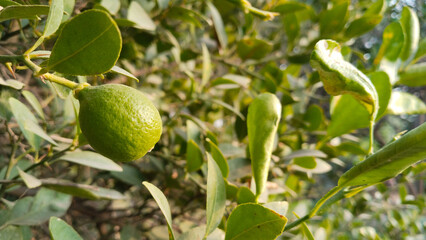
[128,1,156,31]
[386,91,426,115]
[17,167,42,189]
[399,7,420,61]
[207,1,227,50]
[0,79,24,90]
[59,151,123,171]
[0,5,49,21]
[201,43,212,89]
[100,0,120,15]
[143,181,175,240]
[43,0,64,37]
[205,153,226,237]
[111,66,139,82]
[22,90,45,120]
[49,217,83,240]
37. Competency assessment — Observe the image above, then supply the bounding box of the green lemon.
[75,84,162,162]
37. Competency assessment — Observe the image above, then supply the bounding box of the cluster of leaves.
[0,0,425,239]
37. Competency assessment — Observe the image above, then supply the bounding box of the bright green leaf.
[338,122,426,187]
[303,104,323,131]
[386,92,426,115]
[0,5,49,22]
[205,153,226,237]
[225,203,287,240]
[364,0,386,16]
[49,217,83,240]
[0,0,21,7]
[374,22,404,64]
[319,2,348,37]
[293,157,316,169]
[206,139,229,178]
[237,186,256,204]
[399,7,420,61]
[48,9,122,75]
[143,181,175,240]
[186,140,204,172]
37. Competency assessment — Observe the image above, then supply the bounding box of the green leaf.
[48,9,122,75]
[293,157,316,169]
[0,79,24,90]
[49,217,83,240]
[344,15,382,39]
[237,186,256,204]
[311,40,378,117]
[61,0,75,22]
[0,0,21,7]
[338,122,426,187]
[399,7,420,61]
[295,212,314,240]
[398,62,426,87]
[43,0,64,37]
[237,38,272,60]
[110,66,139,82]
[311,39,378,153]
[412,38,426,63]
[22,90,45,121]
[207,1,227,50]
[263,201,288,216]
[0,5,49,22]
[1,188,71,227]
[319,2,348,37]
[17,167,42,189]
[210,98,245,120]
[110,164,144,186]
[205,153,226,237]
[42,179,125,200]
[0,226,31,240]
[211,74,250,89]
[59,151,123,171]
[127,1,156,31]
[327,72,391,137]
[142,181,175,240]
[386,92,426,115]
[247,93,281,199]
[201,43,212,89]
[283,149,327,160]
[9,98,53,150]
[273,2,310,14]
[283,13,299,47]
[186,140,204,172]
[100,0,120,15]
[303,104,324,131]
[206,139,229,178]
[374,22,404,64]
[225,203,287,240]
[364,0,386,16]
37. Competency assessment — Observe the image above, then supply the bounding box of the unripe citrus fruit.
[75,84,162,162]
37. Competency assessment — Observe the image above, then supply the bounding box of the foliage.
[0,0,425,239]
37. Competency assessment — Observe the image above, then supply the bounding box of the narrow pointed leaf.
[49,217,83,240]
[59,151,123,171]
[43,0,64,37]
[127,1,156,31]
[111,66,139,82]
[22,90,45,121]
[225,203,287,240]
[201,43,212,89]
[207,1,227,50]
[0,5,49,21]
[338,122,426,187]
[205,153,226,237]
[143,181,175,240]
[399,7,420,61]
[206,139,229,178]
[186,139,204,172]
[17,167,42,189]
